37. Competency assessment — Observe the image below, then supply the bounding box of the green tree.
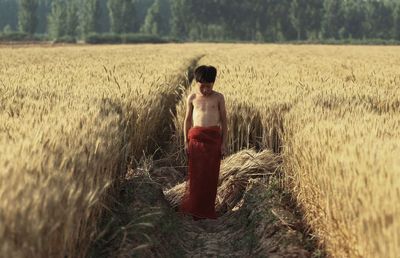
[218,0,255,40]
[343,0,367,39]
[48,0,67,39]
[255,0,296,41]
[3,24,12,33]
[98,0,111,33]
[18,0,39,35]
[108,0,135,33]
[66,0,79,37]
[289,0,307,40]
[394,3,400,40]
[0,0,18,31]
[321,0,344,39]
[171,0,191,38]
[120,0,135,33]
[81,0,102,36]
[305,0,324,39]
[142,0,163,35]
[37,0,52,34]
[107,0,122,33]
[365,0,393,39]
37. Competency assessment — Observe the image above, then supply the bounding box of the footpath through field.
[163,149,320,258]
[90,148,323,257]
[89,52,324,258]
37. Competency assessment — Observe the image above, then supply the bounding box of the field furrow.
[0,45,202,258]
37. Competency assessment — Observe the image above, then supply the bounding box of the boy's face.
[197,81,214,96]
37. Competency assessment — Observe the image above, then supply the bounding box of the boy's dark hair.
[194,65,217,83]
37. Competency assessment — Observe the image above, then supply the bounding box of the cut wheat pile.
[164,149,280,211]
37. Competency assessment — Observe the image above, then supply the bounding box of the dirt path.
[89,149,324,258]
[171,178,317,258]
[161,150,323,258]
[88,57,324,257]
[180,215,239,257]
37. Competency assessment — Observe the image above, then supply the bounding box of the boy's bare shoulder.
[213,91,225,100]
[187,93,196,102]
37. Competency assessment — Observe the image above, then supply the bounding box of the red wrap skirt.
[179,125,222,220]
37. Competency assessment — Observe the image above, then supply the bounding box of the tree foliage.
[81,0,102,36]
[2,0,400,42]
[18,0,39,35]
[108,0,135,33]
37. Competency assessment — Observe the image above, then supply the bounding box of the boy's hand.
[221,144,227,159]
[184,142,189,156]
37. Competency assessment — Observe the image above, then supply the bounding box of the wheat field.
[1,44,399,258]
[175,44,400,257]
[0,44,201,258]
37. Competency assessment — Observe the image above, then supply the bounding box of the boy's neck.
[197,90,215,97]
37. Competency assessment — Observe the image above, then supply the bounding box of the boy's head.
[194,65,217,96]
[194,65,217,83]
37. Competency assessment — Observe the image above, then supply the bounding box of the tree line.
[1,0,400,42]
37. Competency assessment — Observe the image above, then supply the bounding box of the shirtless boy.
[179,65,228,220]
[184,65,228,157]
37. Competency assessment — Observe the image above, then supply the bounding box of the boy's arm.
[184,94,194,148]
[219,94,228,150]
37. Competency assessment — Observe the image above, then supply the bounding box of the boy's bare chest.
[193,98,218,112]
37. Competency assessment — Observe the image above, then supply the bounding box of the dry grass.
[173,44,400,257]
[164,148,280,212]
[2,43,400,258]
[284,99,400,257]
[0,44,200,258]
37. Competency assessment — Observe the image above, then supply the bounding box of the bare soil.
[89,150,325,258]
